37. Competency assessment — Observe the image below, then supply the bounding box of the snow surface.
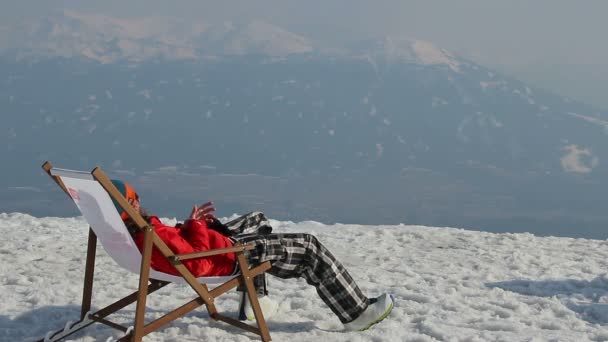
[351,37,462,73]
[3,212,608,341]
[411,40,460,72]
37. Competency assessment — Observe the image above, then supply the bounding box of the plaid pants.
[223,211,273,236]
[227,213,369,323]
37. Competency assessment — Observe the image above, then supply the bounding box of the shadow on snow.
[0,303,317,341]
[487,274,608,324]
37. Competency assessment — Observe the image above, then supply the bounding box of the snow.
[222,21,313,56]
[3,212,608,341]
[354,37,461,73]
[560,144,599,174]
[566,112,608,130]
[411,40,461,72]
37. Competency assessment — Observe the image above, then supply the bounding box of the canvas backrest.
[52,168,145,274]
[50,168,235,284]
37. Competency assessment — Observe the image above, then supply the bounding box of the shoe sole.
[358,294,395,331]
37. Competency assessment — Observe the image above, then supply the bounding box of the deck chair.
[38,162,273,342]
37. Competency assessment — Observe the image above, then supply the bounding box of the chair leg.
[236,253,271,342]
[132,226,154,342]
[201,283,219,318]
[81,228,97,319]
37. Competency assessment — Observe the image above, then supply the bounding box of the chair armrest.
[170,244,255,263]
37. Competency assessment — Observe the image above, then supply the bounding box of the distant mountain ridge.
[2,12,608,239]
[0,10,464,68]
[0,11,315,62]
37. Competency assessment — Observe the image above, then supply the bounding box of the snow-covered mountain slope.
[2,50,607,238]
[0,10,461,67]
[346,36,463,72]
[0,11,314,62]
[2,11,608,237]
[2,212,608,341]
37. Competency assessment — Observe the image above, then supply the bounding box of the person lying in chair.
[111,179,394,332]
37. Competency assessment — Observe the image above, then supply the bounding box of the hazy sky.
[3,0,607,68]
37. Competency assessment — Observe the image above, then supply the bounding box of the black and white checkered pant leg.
[224,211,272,236]
[226,212,272,294]
[234,233,369,323]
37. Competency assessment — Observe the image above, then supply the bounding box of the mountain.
[0,11,313,62]
[2,12,608,238]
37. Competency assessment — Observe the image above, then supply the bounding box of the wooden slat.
[88,315,128,332]
[214,314,262,335]
[92,168,150,231]
[142,260,273,337]
[35,319,96,342]
[133,225,154,342]
[116,332,134,342]
[42,161,70,197]
[94,281,167,318]
[209,261,272,298]
[174,244,254,261]
[150,235,216,306]
[143,297,205,335]
[237,253,271,341]
[81,228,97,319]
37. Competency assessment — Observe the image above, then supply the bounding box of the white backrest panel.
[58,174,143,274]
[52,168,235,285]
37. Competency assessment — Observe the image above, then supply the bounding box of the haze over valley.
[2,11,607,239]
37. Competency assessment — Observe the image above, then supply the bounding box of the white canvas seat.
[39,162,273,342]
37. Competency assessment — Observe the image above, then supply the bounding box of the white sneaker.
[343,294,394,331]
[240,295,278,321]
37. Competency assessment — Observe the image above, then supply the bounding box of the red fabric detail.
[133,216,236,277]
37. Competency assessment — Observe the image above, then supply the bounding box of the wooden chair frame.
[39,161,272,341]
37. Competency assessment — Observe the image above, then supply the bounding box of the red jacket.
[133,216,236,277]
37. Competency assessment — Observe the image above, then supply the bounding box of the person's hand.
[189,201,217,223]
